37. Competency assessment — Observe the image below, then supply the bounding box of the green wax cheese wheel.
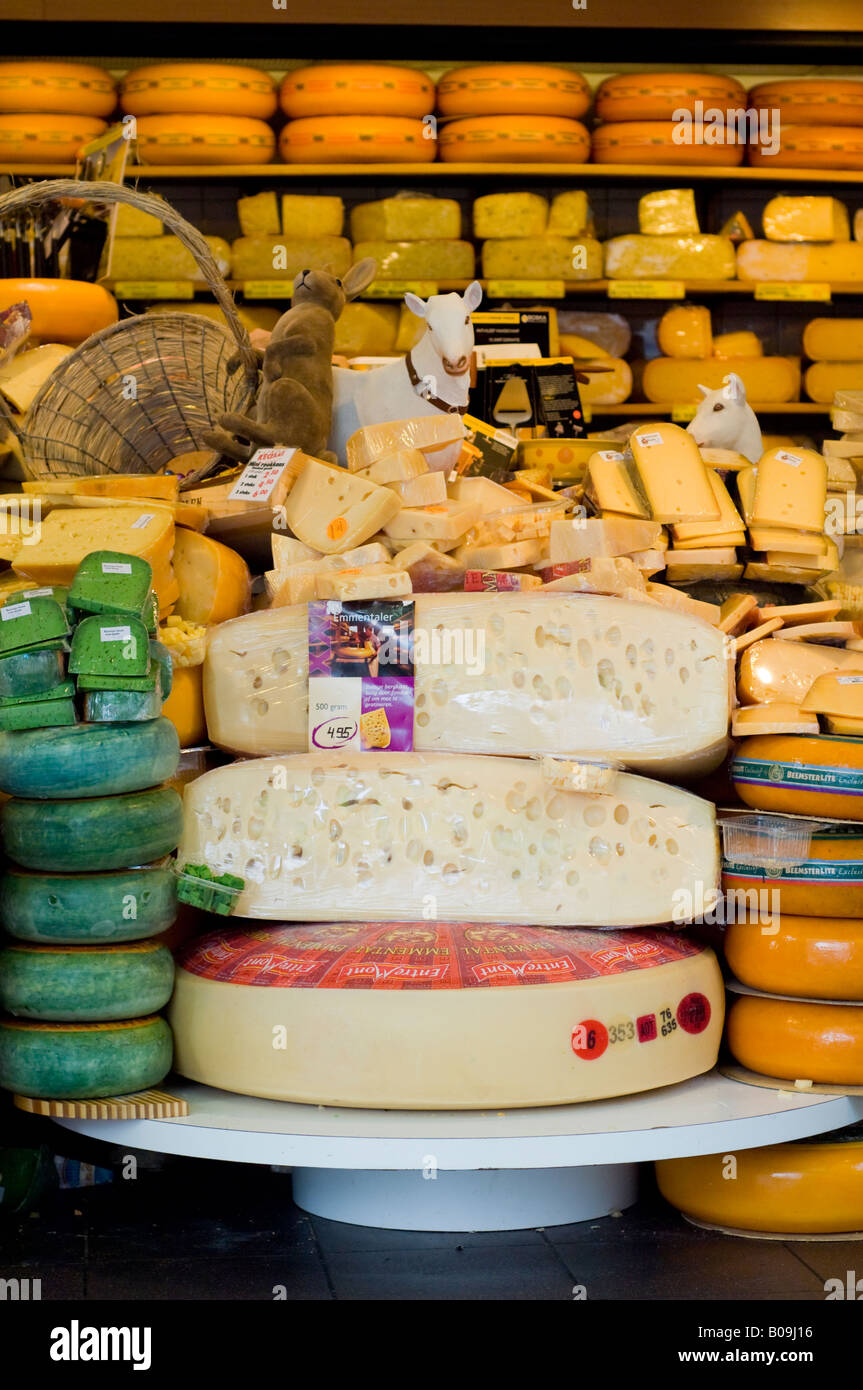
[0,699,76,731]
[0,866,178,943]
[0,718,179,798]
[76,670,158,692]
[0,940,175,1021]
[0,679,75,708]
[1,786,184,871]
[69,551,153,619]
[84,688,163,723]
[0,648,65,699]
[69,613,150,678]
[0,596,68,654]
[0,1015,173,1100]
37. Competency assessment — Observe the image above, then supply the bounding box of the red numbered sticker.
[676,993,711,1035]
[571,1019,608,1060]
[637,1013,657,1043]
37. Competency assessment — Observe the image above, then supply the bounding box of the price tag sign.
[364,280,439,300]
[114,281,195,300]
[228,447,297,502]
[308,600,415,753]
[242,280,295,300]
[607,280,686,300]
[755,282,832,303]
[671,403,698,423]
[486,279,566,299]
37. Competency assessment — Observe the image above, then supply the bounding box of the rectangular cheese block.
[382,500,481,543]
[762,195,850,243]
[547,191,593,238]
[314,566,412,601]
[642,356,800,405]
[114,199,164,238]
[390,541,464,592]
[539,557,645,596]
[10,509,174,597]
[232,235,352,280]
[751,446,827,532]
[237,191,280,238]
[764,549,832,571]
[665,549,742,584]
[629,424,720,523]
[109,235,231,280]
[737,241,863,283]
[748,526,828,555]
[0,344,72,412]
[586,451,650,518]
[282,457,400,554]
[482,237,603,282]
[638,189,699,237]
[549,516,660,563]
[669,531,745,551]
[388,472,447,507]
[21,475,179,503]
[353,240,475,280]
[452,538,545,570]
[604,234,736,281]
[333,303,399,357]
[365,449,429,484]
[671,470,743,545]
[351,197,461,242]
[203,593,730,773]
[473,192,549,239]
[448,475,521,511]
[832,408,863,430]
[177,751,719,926]
[347,418,466,473]
[280,195,344,238]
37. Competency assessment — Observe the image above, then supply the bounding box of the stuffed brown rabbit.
[204,257,377,465]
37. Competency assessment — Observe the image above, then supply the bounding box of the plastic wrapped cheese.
[762,195,850,243]
[351,197,461,242]
[638,189,699,236]
[176,751,719,925]
[203,592,731,773]
[604,235,736,281]
[482,237,603,281]
[231,235,352,280]
[738,241,863,283]
[109,235,231,280]
[473,192,549,239]
[352,240,475,280]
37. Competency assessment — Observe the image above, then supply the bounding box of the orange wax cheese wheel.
[806,362,863,404]
[748,125,863,171]
[730,732,863,819]
[803,318,863,361]
[280,64,434,119]
[0,279,118,345]
[169,921,723,1109]
[712,331,763,359]
[642,357,799,405]
[437,64,590,119]
[280,115,434,164]
[162,664,206,749]
[595,72,746,123]
[722,825,863,919]
[656,1124,863,1234]
[135,114,276,166]
[749,79,863,128]
[592,121,744,167]
[726,993,863,1085]
[0,113,107,163]
[737,638,863,707]
[657,304,712,359]
[121,62,277,119]
[438,115,590,164]
[725,912,863,1001]
[172,527,251,626]
[0,61,117,117]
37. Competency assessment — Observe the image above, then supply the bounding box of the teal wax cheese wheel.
[0,940,175,1021]
[0,717,179,798]
[0,865,178,943]
[0,1016,173,1099]
[0,647,65,699]
[1,786,184,871]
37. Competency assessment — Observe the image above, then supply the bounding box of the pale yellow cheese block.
[638,189,700,237]
[738,240,863,283]
[237,191,280,237]
[390,540,464,591]
[604,234,736,280]
[482,236,603,281]
[282,456,400,554]
[748,526,827,555]
[549,516,661,563]
[333,302,399,357]
[758,600,842,625]
[473,191,549,238]
[315,566,412,601]
[347,417,466,473]
[452,538,544,569]
[352,239,475,280]
[387,471,447,507]
[10,507,174,592]
[0,343,72,412]
[280,194,344,238]
[382,499,480,543]
[751,446,828,533]
[671,469,743,545]
[231,234,352,280]
[547,190,593,237]
[365,449,429,484]
[762,195,850,243]
[629,423,720,523]
[351,196,461,242]
[110,235,231,280]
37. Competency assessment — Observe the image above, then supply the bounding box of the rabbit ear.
[341,258,378,301]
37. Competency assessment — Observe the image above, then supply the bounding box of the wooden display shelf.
[593,401,830,416]
[105,278,863,300]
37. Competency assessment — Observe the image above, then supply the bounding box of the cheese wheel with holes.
[135,114,276,166]
[280,115,434,164]
[731,733,863,819]
[656,1123,863,1234]
[593,122,744,167]
[0,940,175,1022]
[750,79,863,128]
[280,63,433,119]
[643,357,799,404]
[0,61,116,117]
[439,115,590,164]
[748,126,863,171]
[437,64,590,119]
[727,993,863,1085]
[724,912,863,1000]
[722,825,863,920]
[0,1015,173,1100]
[169,922,723,1108]
[0,113,107,163]
[596,72,746,123]
[0,279,117,345]
[121,62,277,118]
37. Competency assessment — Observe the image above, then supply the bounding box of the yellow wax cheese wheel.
[121,62,277,118]
[135,114,276,166]
[0,279,118,345]
[437,64,590,119]
[280,64,434,119]
[439,114,590,164]
[146,301,279,336]
[657,304,713,359]
[804,318,863,361]
[656,1124,863,1234]
[593,121,744,166]
[712,330,763,359]
[162,664,207,750]
[280,115,435,164]
[722,825,863,919]
[0,61,117,117]
[643,357,799,404]
[727,992,863,1085]
[725,912,863,1001]
[0,113,107,163]
[750,79,863,128]
[731,732,863,819]
[806,361,863,404]
[595,71,747,123]
[576,358,632,406]
[748,125,863,171]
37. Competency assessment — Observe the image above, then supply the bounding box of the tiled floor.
[0,1141,845,1301]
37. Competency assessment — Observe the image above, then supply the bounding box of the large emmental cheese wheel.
[1,786,184,873]
[723,826,863,919]
[0,113,107,163]
[656,1124,863,1235]
[725,913,863,1000]
[0,61,117,117]
[0,865,177,944]
[595,72,746,123]
[0,1015,172,1100]
[437,64,590,119]
[748,126,863,171]
[0,279,118,345]
[731,733,863,819]
[280,63,433,119]
[593,121,744,167]
[0,719,180,800]
[176,753,719,926]
[121,62,277,119]
[749,79,863,128]
[170,923,723,1109]
[0,940,175,1021]
[280,115,434,164]
[727,993,863,1085]
[135,114,276,166]
[438,115,590,164]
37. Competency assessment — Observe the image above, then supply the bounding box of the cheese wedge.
[699,448,753,471]
[10,508,174,597]
[0,344,72,412]
[751,447,827,533]
[549,516,660,563]
[585,450,651,518]
[453,539,544,570]
[346,416,466,473]
[365,449,429,484]
[759,601,842,625]
[629,424,719,523]
[283,455,401,554]
[737,638,863,705]
[748,527,828,555]
[387,472,447,507]
[719,593,759,635]
[823,713,863,735]
[382,500,480,544]
[802,671,863,716]
[671,469,744,545]
[173,528,252,626]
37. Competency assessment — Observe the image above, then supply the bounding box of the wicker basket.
[0,178,260,480]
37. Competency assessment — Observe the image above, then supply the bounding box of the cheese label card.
[308,600,415,753]
[229,448,298,502]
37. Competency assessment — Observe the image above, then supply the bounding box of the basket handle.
[0,177,259,387]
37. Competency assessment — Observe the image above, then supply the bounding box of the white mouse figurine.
[686,372,763,463]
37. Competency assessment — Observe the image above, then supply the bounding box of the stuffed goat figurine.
[686,372,763,464]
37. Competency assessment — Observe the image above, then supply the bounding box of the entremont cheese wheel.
[750,78,863,128]
[724,911,863,1000]
[0,279,118,345]
[723,825,863,919]
[657,1122,863,1234]
[439,115,590,164]
[280,63,433,119]
[748,125,863,171]
[0,112,107,164]
[170,922,723,1109]
[135,114,276,166]
[595,71,746,123]
[726,993,863,1086]
[731,733,863,820]
[280,115,434,164]
[121,62,277,119]
[593,121,744,167]
[0,61,116,117]
[437,64,590,119]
